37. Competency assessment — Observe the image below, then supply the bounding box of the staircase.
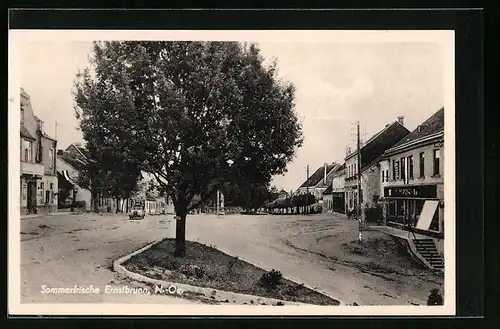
[412,239,444,271]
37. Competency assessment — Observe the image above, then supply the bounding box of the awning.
[415,200,439,230]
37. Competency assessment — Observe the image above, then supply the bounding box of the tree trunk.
[174,211,187,257]
[93,190,99,213]
[126,197,129,213]
[116,198,120,213]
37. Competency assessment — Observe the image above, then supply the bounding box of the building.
[56,149,92,211]
[20,88,58,215]
[297,163,340,199]
[296,163,341,212]
[331,163,346,214]
[155,196,175,215]
[344,117,410,216]
[322,163,345,213]
[57,143,117,213]
[379,108,445,249]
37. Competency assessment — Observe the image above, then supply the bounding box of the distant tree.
[74,41,303,256]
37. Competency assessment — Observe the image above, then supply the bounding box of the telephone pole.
[357,121,363,242]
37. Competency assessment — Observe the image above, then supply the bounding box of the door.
[26,180,37,213]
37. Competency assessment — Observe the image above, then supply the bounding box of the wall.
[361,165,381,208]
[381,143,444,190]
[331,173,345,192]
[42,137,57,176]
[322,194,333,213]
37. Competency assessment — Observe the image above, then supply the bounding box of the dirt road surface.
[20,212,442,305]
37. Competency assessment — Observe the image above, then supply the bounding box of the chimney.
[397,116,404,126]
[324,163,327,184]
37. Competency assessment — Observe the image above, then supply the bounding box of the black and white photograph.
[8,29,455,316]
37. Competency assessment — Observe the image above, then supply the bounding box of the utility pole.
[306,165,310,214]
[357,121,363,242]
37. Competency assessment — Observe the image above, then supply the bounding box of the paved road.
[20,212,431,305]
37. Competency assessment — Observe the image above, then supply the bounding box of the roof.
[20,125,35,140]
[58,152,87,169]
[315,163,342,188]
[386,107,444,154]
[299,163,339,188]
[66,143,90,160]
[331,163,346,177]
[42,132,57,142]
[345,121,411,168]
[322,185,333,195]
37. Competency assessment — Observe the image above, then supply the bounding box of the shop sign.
[384,184,437,198]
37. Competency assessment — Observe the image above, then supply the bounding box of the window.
[400,157,406,181]
[419,152,425,177]
[21,108,24,124]
[433,149,440,176]
[408,155,414,179]
[381,170,385,182]
[23,140,32,162]
[393,160,400,180]
[386,169,389,182]
[45,190,50,204]
[49,149,54,168]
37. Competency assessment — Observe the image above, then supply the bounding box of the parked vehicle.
[129,202,145,220]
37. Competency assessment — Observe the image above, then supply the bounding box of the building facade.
[331,164,346,214]
[20,88,58,215]
[56,152,92,211]
[296,163,340,212]
[344,118,411,217]
[379,108,445,247]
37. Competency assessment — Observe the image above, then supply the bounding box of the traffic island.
[114,238,341,306]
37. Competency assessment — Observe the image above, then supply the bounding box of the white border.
[8,29,455,316]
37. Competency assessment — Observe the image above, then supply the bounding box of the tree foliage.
[74,41,303,256]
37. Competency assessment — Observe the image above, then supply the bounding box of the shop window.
[433,149,440,176]
[419,152,425,177]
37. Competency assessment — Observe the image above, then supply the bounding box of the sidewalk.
[21,212,72,220]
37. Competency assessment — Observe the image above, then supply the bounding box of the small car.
[129,204,145,220]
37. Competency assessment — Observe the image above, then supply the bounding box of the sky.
[18,41,443,192]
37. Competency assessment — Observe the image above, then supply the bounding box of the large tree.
[74,41,303,256]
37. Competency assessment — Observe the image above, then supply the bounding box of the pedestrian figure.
[427,288,443,306]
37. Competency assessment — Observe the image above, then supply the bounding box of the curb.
[113,239,344,306]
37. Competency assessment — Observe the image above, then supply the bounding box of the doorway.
[26,180,37,213]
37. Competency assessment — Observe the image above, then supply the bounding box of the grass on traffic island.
[122,238,339,305]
